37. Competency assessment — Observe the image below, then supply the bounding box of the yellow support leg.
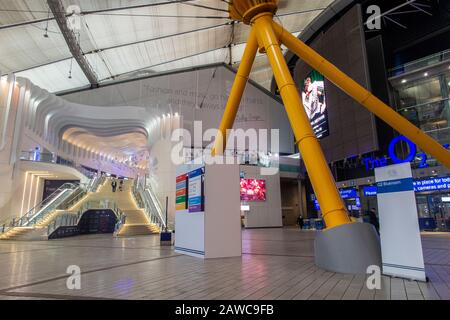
[211,28,259,156]
[272,21,450,169]
[251,13,351,229]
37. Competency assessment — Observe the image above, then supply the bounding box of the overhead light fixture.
[424,72,428,77]
[401,79,407,84]
[43,8,50,38]
[68,58,73,79]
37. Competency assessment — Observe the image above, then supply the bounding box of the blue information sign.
[364,175,450,196]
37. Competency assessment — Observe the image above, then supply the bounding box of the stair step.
[116,224,160,237]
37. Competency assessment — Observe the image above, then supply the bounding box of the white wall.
[204,162,241,258]
[1,161,85,221]
[0,75,20,221]
[148,138,177,229]
[240,165,283,228]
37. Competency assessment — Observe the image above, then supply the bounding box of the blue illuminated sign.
[362,176,450,196]
[340,188,358,199]
[314,200,320,211]
[363,136,449,172]
[388,136,416,163]
[413,176,450,192]
[314,188,359,210]
[363,186,377,196]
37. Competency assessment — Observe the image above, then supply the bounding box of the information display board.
[176,174,188,211]
[188,167,205,213]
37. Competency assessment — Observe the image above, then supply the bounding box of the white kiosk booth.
[174,161,241,259]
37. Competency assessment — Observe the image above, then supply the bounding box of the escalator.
[0,176,105,240]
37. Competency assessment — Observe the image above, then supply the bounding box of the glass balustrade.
[47,198,126,238]
[132,179,166,230]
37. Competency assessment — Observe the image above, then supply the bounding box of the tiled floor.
[0,229,449,300]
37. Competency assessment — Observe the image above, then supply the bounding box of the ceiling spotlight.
[424,72,428,77]
[401,79,407,84]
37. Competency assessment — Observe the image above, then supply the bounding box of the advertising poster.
[301,70,330,139]
[176,174,188,211]
[188,167,205,213]
[43,179,79,200]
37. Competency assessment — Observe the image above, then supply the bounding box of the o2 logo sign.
[363,135,449,171]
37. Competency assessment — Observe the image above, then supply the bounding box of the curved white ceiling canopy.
[0,0,336,93]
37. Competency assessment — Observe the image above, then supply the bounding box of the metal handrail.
[132,179,166,229]
[1,176,105,235]
[19,150,98,179]
[87,175,105,193]
[388,48,450,77]
[3,183,77,231]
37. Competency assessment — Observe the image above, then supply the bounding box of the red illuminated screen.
[240,179,266,201]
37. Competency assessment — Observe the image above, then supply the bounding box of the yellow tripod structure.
[213,0,450,230]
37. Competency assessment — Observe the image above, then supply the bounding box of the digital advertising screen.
[301,70,330,139]
[240,179,266,201]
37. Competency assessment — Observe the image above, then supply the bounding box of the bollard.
[160,196,172,246]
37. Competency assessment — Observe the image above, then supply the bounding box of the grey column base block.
[315,222,381,274]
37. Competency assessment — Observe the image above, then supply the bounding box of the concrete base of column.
[314,222,382,274]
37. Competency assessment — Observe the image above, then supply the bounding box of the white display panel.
[375,163,426,282]
[174,212,205,258]
[174,160,241,259]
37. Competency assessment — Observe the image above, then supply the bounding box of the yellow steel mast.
[213,0,450,230]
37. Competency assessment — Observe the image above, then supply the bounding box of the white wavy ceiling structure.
[0,0,336,93]
[19,76,159,166]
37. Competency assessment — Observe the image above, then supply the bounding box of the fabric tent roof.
[0,0,336,93]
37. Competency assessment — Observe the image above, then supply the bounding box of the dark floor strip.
[0,291,116,300]
[0,247,66,255]
[242,252,315,258]
[0,254,182,292]
[18,243,174,251]
[242,238,315,242]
